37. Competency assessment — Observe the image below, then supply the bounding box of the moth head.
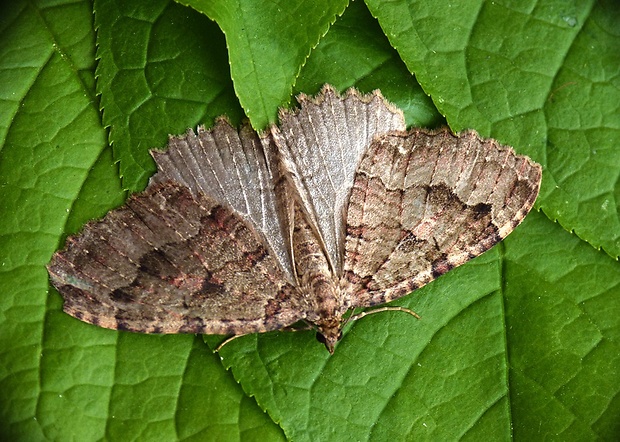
[316,322,343,354]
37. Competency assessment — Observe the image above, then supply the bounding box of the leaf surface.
[1,0,618,440]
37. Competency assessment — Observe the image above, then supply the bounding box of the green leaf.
[503,214,620,440]
[1,0,618,440]
[1,1,112,439]
[179,0,349,130]
[95,0,243,191]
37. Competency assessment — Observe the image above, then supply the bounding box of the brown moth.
[47,85,542,353]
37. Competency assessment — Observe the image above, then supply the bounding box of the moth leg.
[215,334,248,352]
[215,321,315,352]
[349,305,421,323]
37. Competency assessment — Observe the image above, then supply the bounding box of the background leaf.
[95,0,243,191]
[179,0,349,130]
[1,0,618,440]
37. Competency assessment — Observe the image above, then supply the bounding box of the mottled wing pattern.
[343,128,542,307]
[150,119,294,281]
[47,183,304,334]
[47,85,544,351]
[272,85,406,275]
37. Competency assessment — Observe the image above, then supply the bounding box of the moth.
[47,85,542,353]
